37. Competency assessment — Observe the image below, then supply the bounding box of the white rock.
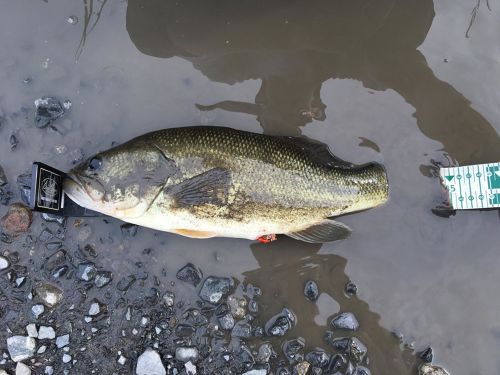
[15,362,31,375]
[44,366,53,375]
[38,327,55,340]
[185,361,197,375]
[0,255,9,270]
[26,324,37,338]
[242,370,267,375]
[31,305,44,319]
[62,354,71,363]
[37,345,47,354]
[136,348,166,375]
[7,336,36,362]
[56,335,69,348]
[118,355,127,365]
[175,347,198,362]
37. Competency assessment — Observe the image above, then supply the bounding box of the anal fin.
[173,228,218,239]
[286,219,352,243]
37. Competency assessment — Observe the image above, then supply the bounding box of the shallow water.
[1,0,500,373]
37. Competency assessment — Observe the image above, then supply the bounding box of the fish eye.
[88,157,102,171]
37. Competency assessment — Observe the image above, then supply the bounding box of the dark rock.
[324,332,349,352]
[345,281,358,296]
[253,326,264,337]
[353,366,371,375]
[276,367,291,375]
[232,346,255,373]
[0,185,12,206]
[232,321,252,338]
[34,97,64,128]
[42,250,67,272]
[265,308,296,336]
[16,173,32,205]
[348,337,367,363]
[218,313,235,331]
[419,347,433,363]
[45,240,62,251]
[38,228,54,242]
[305,350,330,369]
[9,133,18,150]
[199,276,234,304]
[117,275,136,291]
[249,300,259,313]
[94,271,113,288]
[331,312,359,331]
[0,165,7,186]
[175,324,195,337]
[1,203,32,236]
[327,354,348,373]
[256,343,274,364]
[176,263,203,287]
[52,266,68,278]
[120,223,138,238]
[304,280,319,301]
[282,337,305,364]
[76,262,96,281]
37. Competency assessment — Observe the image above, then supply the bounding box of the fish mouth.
[63,173,102,210]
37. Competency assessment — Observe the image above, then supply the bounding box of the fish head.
[64,140,176,219]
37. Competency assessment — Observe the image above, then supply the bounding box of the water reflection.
[125,0,500,165]
[245,238,418,373]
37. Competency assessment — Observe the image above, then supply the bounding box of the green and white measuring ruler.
[440,162,500,210]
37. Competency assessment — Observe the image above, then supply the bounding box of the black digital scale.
[30,162,102,217]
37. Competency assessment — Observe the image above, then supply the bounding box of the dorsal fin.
[281,136,354,169]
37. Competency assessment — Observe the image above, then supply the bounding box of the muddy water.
[1,0,500,373]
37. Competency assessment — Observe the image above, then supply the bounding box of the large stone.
[136,348,166,375]
[35,283,63,307]
[419,364,450,375]
[16,362,31,375]
[7,336,36,362]
[199,276,234,304]
[1,203,32,237]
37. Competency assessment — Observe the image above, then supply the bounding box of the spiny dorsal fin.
[286,219,352,243]
[166,168,231,207]
[281,136,354,168]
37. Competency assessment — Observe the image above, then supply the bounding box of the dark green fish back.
[137,126,388,220]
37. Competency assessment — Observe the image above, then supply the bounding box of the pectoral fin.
[166,168,231,207]
[286,219,352,243]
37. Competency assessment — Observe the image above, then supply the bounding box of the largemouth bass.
[63,126,388,243]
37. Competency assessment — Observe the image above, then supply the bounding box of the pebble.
[7,336,36,362]
[56,334,70,348]
[44,366,53,375]
[175,347,199,362]
[227,295,247,319]
[176,263,203,287]
[330,312,359,331]
[94,271,113,288]
[67,16,78,25]
[162,291,175,307]
[345,281,358,296]
[35,283,63,307]
[38,326,56,340]
[419,347,434,363]
[305,350,330,368]
[265,308,296,336]
[37,345,47,354]
[348,337,367,363]
[0,255,10,270]
[10,134,19,150]
[419,364,450,375]
[62,354,71,363]
[294,361,310,375]
[31,304,45,318]
[63,100,72,110]
[199,276,234,304]
[16,173,31,205]
[15,362,31,375]
[327,354,347,373]
[76,262,96,281]
[34,97,64,128]
[218,313,235,331]
[118,355,127,365]
[231,321,252,338]
[116,275,136,291]
[120,223,138,238]
[353,366,371,375]
[303,280,319,301]
[136,348,166,375]
[1,203,33,237]
[185,361,197,375]
[0,165,7,185]
[242,370,267,375]
[256,343,273,364]
[76,225,92,242]
[88,299,107,316]
[282,338,305,364]
[26,324,37,338]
